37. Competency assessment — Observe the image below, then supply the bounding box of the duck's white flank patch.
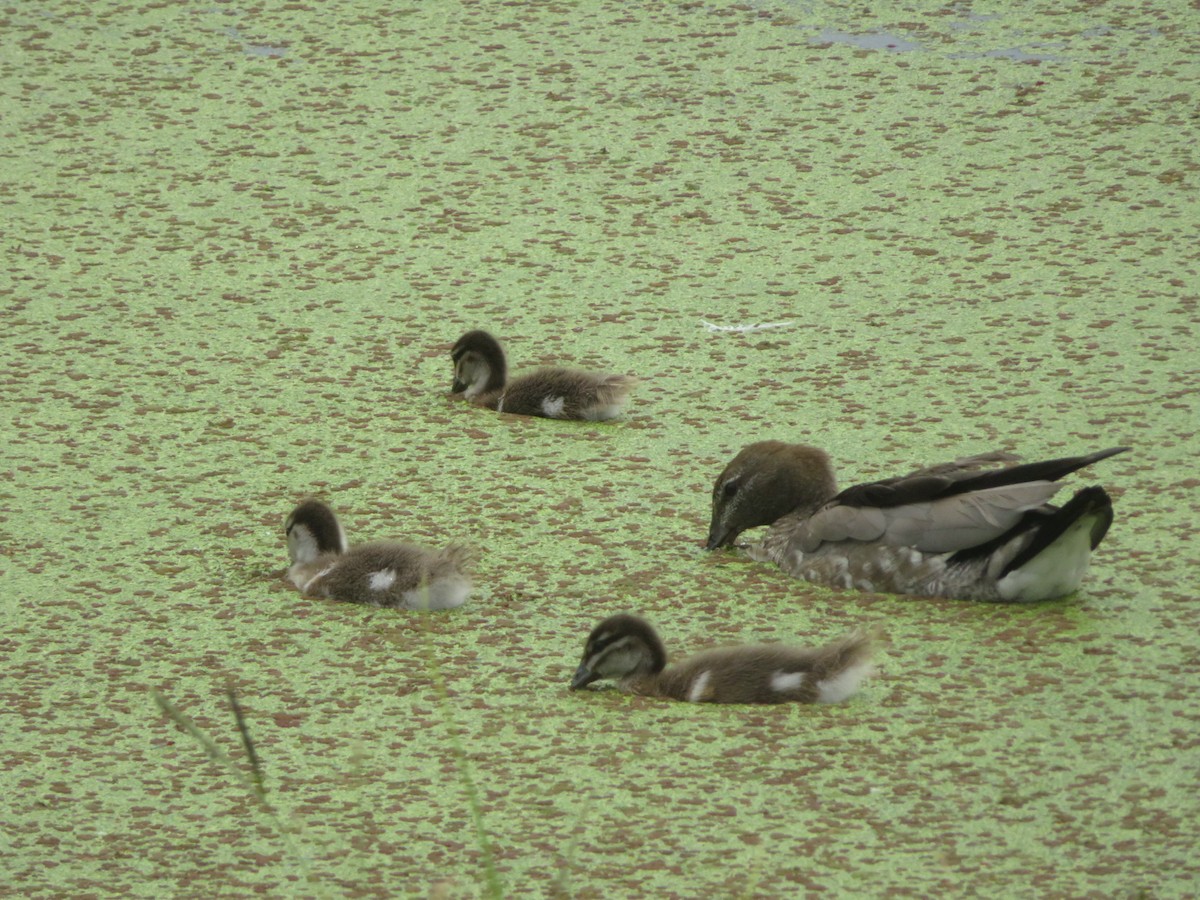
[816,661,873,703]
[996,516,1094,602]
[369,569,397,592]
[687,670,712,702]
[770,671,806,693]
[541,396,566,418]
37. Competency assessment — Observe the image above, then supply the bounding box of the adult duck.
[706,443,1128,602]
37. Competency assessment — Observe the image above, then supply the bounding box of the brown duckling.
[570,614,876,704]
[450,329,635,420]
[707,442,1129,603]
[285,499,473,610]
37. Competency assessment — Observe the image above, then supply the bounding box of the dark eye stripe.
[591,632,633,655]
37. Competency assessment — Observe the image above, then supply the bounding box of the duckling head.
[570,614,667,690]
[285,499,348,564]
[451,330,507,398]
[707,441,837,550]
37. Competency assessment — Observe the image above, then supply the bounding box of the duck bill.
[570,663,598,691]
[705,521,736,551]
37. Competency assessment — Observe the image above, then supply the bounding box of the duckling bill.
[450,329,635,421]
[571,614,875,704]
[285,499,473,610]
[707,442,1129,603]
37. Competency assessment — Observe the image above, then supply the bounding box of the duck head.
[570,614,668,690]
[451,330,507,397]
[706,441,837,550]
[285,499,348,564]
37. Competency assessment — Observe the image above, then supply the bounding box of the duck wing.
[792,447,1128,554]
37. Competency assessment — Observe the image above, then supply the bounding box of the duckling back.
[640,629,876,704]
[289,542,474,610]
[498,369,636,421]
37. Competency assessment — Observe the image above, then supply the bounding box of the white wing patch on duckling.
[816,660,874,703]
[540,396,566,418]
[770,671,806,693]
[687,670,712,702]
[368,569,397,592]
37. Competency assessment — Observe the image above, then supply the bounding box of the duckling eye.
[722,481,739,499]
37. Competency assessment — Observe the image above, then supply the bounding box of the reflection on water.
[811,29,922,53]
[766,0,1161,63]
[223,25,288,58]
[951,46,1065,62]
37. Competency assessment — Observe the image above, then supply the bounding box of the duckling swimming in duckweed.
[571,614,876,704]
[707,442,1129,603]
[285,499,473,610]
[450,329,635,421]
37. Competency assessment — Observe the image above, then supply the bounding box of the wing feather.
[801,481,1062,553]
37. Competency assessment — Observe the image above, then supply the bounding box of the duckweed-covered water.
[3,1,1197,896]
